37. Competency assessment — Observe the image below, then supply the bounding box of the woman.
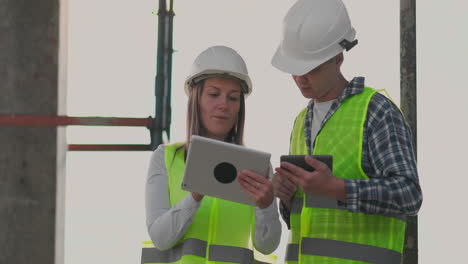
[143,46,281,264]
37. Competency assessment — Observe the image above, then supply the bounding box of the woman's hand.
[191,192,204,202]
[237,169,274,209]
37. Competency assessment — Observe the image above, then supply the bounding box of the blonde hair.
[185,79,245,148]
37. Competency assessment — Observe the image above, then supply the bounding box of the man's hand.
[272,172,297,209]
[238,170,274,209]
[274,156,346,201]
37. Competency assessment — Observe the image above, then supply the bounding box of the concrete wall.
[0,0,67,263]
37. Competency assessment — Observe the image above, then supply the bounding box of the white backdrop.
[65,0,468,263]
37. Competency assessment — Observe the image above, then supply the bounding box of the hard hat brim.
[271,44,343,76]
[184,70,252,97]
[272,27,356,76]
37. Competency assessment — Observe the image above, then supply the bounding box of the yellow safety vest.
[142,142,276,264]
[287,87,406,264]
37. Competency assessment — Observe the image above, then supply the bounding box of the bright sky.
[65,0,468,263]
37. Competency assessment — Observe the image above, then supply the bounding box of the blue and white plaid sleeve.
[344,93,423,216]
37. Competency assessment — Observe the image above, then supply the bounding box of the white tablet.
[182,135,271,206]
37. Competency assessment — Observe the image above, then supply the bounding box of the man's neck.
[314,75,348,103]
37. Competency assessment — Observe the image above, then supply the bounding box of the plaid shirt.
[280,77,422,228]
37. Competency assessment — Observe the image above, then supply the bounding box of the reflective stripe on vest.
[141,238,206,263]
[301,238,401,264]
[305,195,406,222]
[209,244,254,263]
[142,239,264,264]
[306,195,344,210]
[285,244,299,262]
[285,238,401,264]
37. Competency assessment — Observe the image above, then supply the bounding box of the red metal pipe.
[68,144,153,151]
[0,115,153,128]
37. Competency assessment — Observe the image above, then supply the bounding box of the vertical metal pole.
[152,0,174,149]
[165,0,174,141]
[152,0,166,148]
[400,0,418,263]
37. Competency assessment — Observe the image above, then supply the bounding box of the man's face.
[291,55,343,102]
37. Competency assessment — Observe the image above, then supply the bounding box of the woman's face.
[199,77,242,141]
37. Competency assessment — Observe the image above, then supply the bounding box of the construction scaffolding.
[0,1,174,152]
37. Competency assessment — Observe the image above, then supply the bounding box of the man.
[271,0,423,263]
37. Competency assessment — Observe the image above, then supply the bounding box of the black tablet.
[280,155,333,172]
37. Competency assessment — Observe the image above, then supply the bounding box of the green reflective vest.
[142,142,275,264]
[286,87,406,264]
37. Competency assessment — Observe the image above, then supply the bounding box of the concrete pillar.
[0,0,67,263]
[400,0,418,263]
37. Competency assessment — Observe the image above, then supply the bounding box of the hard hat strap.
[339,39,358,51]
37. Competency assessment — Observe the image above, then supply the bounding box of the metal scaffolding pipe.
[68,144,152,151]
[0,115,154,151]
[0,115,153,128]
[152,0,174,149]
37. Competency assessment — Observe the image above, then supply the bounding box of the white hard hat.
[185,46,253,97]
[272,0,357,76]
